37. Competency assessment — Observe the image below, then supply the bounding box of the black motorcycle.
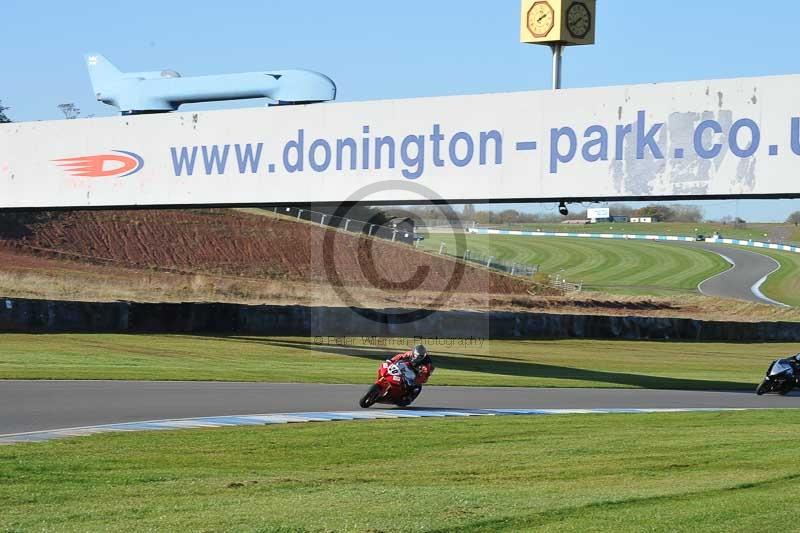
[756,357,799,395]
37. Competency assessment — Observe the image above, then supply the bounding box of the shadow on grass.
[219,336,753,392]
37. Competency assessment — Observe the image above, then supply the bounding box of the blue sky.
[2,0,799,221]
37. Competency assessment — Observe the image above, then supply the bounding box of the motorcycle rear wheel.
[359,384,382,409]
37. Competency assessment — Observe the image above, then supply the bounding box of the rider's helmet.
[410,344,429,368]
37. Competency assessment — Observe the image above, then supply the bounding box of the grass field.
[479,221,800,244]
[745,247,800,307]
[0,334,785,390]
[424,234,729,296]
[3,410,799,531]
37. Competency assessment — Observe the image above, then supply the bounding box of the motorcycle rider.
[386,344,434,404]
[778,353,800,368]
[756,352,800,396]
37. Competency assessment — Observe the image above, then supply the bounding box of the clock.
[566,1,592,39]
[527,1,555,38]
[520,0,596,46]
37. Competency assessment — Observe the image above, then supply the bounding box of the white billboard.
[2,74,800,209]
[587,208,610,220]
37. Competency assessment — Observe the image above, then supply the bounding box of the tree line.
[406,203,705,225]
[0,99,83,122]
[0,100,10,123]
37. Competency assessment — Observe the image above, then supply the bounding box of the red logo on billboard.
[54,150,144,178]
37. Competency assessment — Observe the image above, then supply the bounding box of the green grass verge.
[743,247,800,307]
[0,334,787,390]
[423,235,729,296]
[483,221,799,244]
[2,410,800,531]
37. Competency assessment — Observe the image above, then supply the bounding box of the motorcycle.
[359,360,421,408]
[756,357,799,395]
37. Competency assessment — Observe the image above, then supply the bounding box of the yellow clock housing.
[520,0,596,46]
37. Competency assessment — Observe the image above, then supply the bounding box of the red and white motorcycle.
[359,360,421,408]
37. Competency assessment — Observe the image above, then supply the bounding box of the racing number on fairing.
[387,363,403,382]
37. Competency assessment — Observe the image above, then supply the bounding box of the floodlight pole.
[551,43,563,90]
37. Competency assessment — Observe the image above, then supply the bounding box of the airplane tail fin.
[84,53,122,95]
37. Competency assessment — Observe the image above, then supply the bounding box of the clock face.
[527,1,555,38]
[566,1,592,39]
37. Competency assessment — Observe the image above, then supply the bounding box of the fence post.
[439,242,446,255]
[486,256,494,268]
[320,215,326,226]
[273,207,278,213]
[510,265,516,276]
[464,250,470,261]
[392,230,397,242]
[369,225,375,236]
[297,209,303,220]
[344,219,350,232]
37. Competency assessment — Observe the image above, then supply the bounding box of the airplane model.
[84,53,336,115]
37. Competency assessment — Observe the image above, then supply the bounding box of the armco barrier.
[704,237,800,254]
[468,228,800,254]
[470,228,697,242]
[0,297,799,341]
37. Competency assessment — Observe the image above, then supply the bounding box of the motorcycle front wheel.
[755,381,769,395]
[359,384,382,408]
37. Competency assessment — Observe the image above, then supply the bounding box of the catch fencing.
[548,274,583,293]
[430,240,584,292]
[432,241,539,279]
[272,206,419,245]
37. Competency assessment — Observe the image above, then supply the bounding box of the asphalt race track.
[693,243,784,305]
[2,380,798,436]
[0,244,792,439]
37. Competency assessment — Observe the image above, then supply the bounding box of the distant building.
[386,216,417,245]
[587,207,610,223]
[631,217,654,223]
[587,208,628,224]
[589,215,629,223]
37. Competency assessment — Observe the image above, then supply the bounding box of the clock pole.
[521,1,596,91]
[550,43,563,90]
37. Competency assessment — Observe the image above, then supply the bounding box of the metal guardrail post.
[297,209,303,220]
[439,242,446,255]
[344,219,350,232]
[320,215,326,226]
[392,230,397,242]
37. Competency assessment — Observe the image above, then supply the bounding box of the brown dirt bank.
[0,209,797,323]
